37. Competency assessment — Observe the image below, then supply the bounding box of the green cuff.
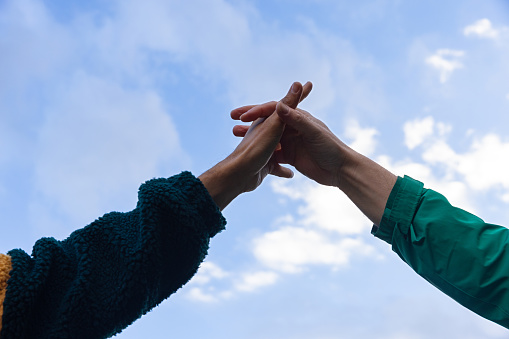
[372,175,424,244]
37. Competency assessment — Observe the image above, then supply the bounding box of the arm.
[0,82,310,338]
[2,173,226,338]
[232,96,509,328]
[374,175,509,328]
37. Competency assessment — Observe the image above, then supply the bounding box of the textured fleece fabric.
[0,172,226,339]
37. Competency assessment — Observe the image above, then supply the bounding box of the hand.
[231,86,398,225]
[199,82,310,210]
[231,85,350,187]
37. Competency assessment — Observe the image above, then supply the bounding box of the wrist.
[198,159,244,211]
[335,148,397,225]
[335,145,363,192]
[326,140,357,190]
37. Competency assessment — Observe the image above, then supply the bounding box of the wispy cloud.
[1,0,390,240]
[404,116,451,150]
[425,49,465,83]
[233,271,279,292]
[189,262,230,285]
[252,224,376,273]
[186,264,279,302]
[344,119,379,156]
[464,19,500,40]
[30,73,185,237]
[248,121,384,275]
[402,116,509,195]
[258,117,509,282]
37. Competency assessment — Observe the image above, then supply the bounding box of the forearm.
[1,172,226,338]
[336,145,397,226]
[199,159,243,211]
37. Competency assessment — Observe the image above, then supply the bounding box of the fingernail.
[291,83,299,93]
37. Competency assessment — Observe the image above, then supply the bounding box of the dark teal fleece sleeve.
[1,172,226,339]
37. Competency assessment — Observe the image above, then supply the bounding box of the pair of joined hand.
[201,81,396,226]
[231,81,349,188]
[199,81,312,210]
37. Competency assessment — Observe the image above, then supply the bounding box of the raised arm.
[232,92,509,329]
[0,82,310,338]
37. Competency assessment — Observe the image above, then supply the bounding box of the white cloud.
[253,226,375,273]
[395,117,509,211]
[98,0,387,122]
[186,263,278,301]
[344,119,378,156]
[425,49,465,83]
[189,261,229,285]
[436,134,509,191]
[381,155,477,214]
[185,169,379,297]
[186,261,232,303]
[261,116,509,280]
[187,286,233,303]
[234,271,279,292]
[404,122,509,196]
[255,169,378,274]
[187,287,218,303]
[501,193,509,204]
[272,177,372,235]
[464,19,499,39]
[404,116,435,150]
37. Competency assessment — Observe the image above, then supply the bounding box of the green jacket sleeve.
[372,175,509,328]
[1,171,226,339]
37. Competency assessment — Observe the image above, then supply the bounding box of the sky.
[1,0,509,338]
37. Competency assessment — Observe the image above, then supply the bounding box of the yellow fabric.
[0,253,12,333]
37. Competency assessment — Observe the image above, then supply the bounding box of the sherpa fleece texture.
[0,254,11,333]
[0,172,226,339]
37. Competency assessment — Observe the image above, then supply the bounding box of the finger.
[231,105,258,120]
[276,101,315,134]
[232,82,311,121]
[299,81,313,103]
[239,101,278,122]
[280,82,303,110]
[272,149,288,164]
[270,163,294,178]
[233,125,249,137]
[231,101,277,121]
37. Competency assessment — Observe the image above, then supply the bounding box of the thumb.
[276,101,312,134]
[280,82,303,110]
[243,112,285,157]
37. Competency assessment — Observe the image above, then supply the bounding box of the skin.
[198,82,312,211]
[231,83,397,226]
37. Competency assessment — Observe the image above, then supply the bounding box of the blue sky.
[1,0,509,338]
